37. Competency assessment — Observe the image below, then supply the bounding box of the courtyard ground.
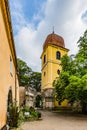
[21,110,87,130]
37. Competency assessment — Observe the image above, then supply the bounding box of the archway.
[7,89,13,110]
[35,95,42,108]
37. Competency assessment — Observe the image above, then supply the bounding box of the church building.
[41,32,69,109]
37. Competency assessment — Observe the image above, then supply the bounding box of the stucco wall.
[41,44,68,90]
[0,1,19,129]
[41,40,68,108]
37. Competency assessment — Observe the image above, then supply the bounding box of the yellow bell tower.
[41,32,69,109]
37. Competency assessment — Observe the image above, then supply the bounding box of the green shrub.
[30,111,38,119]
[21,106,41,121]
[7,102,22,128]
[22,105,30,112]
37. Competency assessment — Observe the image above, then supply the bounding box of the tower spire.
[52,26,54,34]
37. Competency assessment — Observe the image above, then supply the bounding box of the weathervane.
[52,26,54,34]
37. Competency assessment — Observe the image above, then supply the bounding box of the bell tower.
[41,32,69,109]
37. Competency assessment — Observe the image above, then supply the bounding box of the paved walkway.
[21,111,87,130]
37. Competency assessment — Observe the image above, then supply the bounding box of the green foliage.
[61,54,71,72]
[75,30,87,77]
[65,76,81,104]
[81,74,87,90]
[17,58,41,92]
[8,102,22,128]
[21,106,41,121]
[29,108,38,120]
[77,74,87,112]
[22,105,30,112]
[29,72,41,92]
[53,30,87,112]
[17,58,32,86]
[59,71,70,87]
[61,54,77,76]
[53,71,69,105]
[76,30,87,60]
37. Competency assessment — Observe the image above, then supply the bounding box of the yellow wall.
[41,44,68,90]
[41,42,68,107]
[0,0,19,129]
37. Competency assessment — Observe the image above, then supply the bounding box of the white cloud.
[10,0,27,32]
[10,0,87,72]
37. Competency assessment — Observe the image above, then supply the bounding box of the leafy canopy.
[29,72,41,92]
[17,58,32,86]
[53,30,87,112]
[17,58,41,92]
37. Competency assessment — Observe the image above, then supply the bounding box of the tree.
[61,54,77,75]
[17,58,41,93]
[61,54,71,72]
[53,71,69,105]
[65,76,81,105]
[65,74,87,112]
[75,30,87,77]
[17,58,32,86]
[29,72,41,92]
[76,30,87,61]
[53,30,87,112]
[78,74,87,113]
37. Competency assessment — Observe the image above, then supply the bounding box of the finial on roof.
[52,26,54,34]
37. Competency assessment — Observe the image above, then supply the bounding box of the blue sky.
[9,0,87,72]
[10,0,46,34]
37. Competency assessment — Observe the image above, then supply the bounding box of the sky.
[9,0,87,72]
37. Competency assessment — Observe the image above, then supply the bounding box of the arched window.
[57,70,60,75]
[56,51,61,60]
[43,55,46,64]
[44,72,46,76]
[7,88,13,109]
